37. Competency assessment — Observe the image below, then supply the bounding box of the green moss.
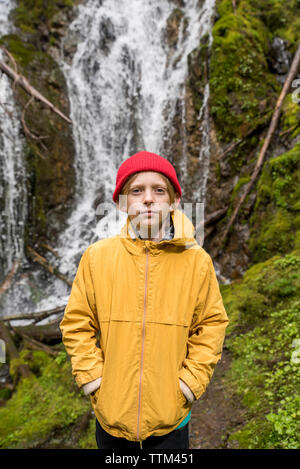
[222,251,300,330]
[248,142,300,262]
[230,176,251,203]
[78,418,98,449]
[0,34,38,66]
[12,0,74,37]
[222,251,300,448]
[280,95,300,140]
[209,0,300,190]
[0,349,91,449]
[249,0,300,48]
[210,0,279,144]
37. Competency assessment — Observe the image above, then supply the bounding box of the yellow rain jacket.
[60,209,229,442]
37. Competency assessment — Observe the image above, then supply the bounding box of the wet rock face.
[268,37,291,76]
[1,1,78,246]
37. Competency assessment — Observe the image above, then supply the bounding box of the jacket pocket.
[90,385,101,406]
[177,377,188,406]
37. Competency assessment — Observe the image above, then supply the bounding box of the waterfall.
[55,0,216,281]
[0,0,26,283]
[0,0,216,318]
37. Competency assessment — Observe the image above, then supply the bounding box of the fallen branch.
[195,207,227,242]
[0,46,72,124]
[0,260,21,299]
[279,124,298,137]
[26,245,72,287]
[12,320,62,343]
[40,243,59,258]
[205,207,228,226]
[1,305,66,323]
[15,331,60,357]
[213,43,300,258]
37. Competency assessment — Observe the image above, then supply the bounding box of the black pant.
[96,419,189,449]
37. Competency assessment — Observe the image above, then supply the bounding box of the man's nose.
[143,188,155,204]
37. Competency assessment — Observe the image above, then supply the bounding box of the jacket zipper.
[137,246,149,449]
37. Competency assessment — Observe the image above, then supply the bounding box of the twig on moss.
[0,46,72,124]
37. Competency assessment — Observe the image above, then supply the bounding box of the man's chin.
[134,220,160,238]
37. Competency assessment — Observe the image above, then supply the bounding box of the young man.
[60,151,229,449]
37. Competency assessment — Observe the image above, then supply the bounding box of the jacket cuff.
[179,379,195,403]
[75,363,104,388]
[179,367,205,401]
[82,377,102,396]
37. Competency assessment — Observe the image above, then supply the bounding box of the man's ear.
[170,195,181,212]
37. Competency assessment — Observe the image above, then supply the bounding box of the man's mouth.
[141,210,157,215]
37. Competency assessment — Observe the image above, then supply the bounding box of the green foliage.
[210,0,279,143]
[0,350,90,449]
[222,252,300,448]
[280,96,300,141]
[78,418,98,449]
[13,0,74,36]
[249,0,300,47]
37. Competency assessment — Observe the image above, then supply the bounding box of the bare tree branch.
[0,260,21,299]
[26,245,72,287]
[1,305,65,323]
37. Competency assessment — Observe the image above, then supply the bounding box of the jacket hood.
[119,209,199,255]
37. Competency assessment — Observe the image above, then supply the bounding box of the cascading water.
[1,0,216,319]
[0,0,26,283]
[55,0,216,281]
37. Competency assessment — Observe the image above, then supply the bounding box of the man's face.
[118,171,179,240]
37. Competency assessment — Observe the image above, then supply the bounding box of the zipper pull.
[140,440,143,449]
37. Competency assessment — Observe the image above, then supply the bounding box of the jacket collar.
[118,209,198,255]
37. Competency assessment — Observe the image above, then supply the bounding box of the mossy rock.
[0,33,75,244]
[0,349,92,449]
[222,250,300,448]
[12,0,74,44]
[210,0,279,144]
[248,141,300,262]
[222,249,300,329]
[249,0,300,48]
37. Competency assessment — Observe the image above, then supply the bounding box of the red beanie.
[112,151,182,202]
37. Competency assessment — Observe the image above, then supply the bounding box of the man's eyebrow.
[130,183,168,189]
